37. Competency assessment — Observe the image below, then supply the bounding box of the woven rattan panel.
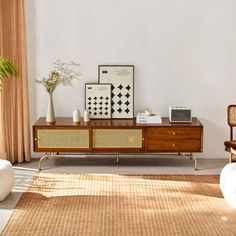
[38,129,89,148]
[93,129,142,148]
[229,106,236,126]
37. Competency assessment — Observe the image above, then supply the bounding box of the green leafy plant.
[0,56,18,91]
[36,60,80,94]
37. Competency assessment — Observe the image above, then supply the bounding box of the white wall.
[25,0,236,158]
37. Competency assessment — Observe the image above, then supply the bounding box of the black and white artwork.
[98,65,134,119]
[85,83,112,119]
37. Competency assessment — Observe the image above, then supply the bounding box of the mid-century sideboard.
[33,117,203,171]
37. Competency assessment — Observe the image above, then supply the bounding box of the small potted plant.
[36,60,80,122]
[0,56,18,91]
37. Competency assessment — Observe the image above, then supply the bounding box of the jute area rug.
[1,174,236,236]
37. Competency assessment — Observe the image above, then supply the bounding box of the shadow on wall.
[26,0,37,121]
[200,118,228,159]
[25,0,37,156]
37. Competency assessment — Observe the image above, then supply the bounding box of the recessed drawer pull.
[172,143,176,147]
[172,132,176,135]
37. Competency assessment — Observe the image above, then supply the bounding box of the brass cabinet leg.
[38,153,63,171]
[38,155,49,171]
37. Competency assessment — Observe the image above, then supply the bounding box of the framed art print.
[85,83,112,119]
[98,65,134,119]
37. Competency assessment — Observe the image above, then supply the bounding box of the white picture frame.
[98,65,134,119]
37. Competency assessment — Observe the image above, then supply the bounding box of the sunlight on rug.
[1,174,236,236]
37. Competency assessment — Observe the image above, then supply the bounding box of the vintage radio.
[169,106,192,123]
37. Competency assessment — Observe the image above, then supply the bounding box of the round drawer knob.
[172,143,176,147]
[172,132,176,135]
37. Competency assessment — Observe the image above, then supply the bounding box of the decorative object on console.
[73,109,81,123]
[83,110,90,122]
[169,106,192,123]
[85,83,112,119]
[47,93,55,122]
[144,107,152,116]
[35,60,80,123]
[136,113,162,124]
[98,65,134,119]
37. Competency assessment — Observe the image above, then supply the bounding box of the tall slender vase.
[46,93,55,123]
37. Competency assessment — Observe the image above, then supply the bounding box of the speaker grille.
[171,110,191,122]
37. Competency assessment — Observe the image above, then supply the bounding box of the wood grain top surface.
[33,117,203,128]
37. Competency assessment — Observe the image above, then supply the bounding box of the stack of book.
[136,113,162,124]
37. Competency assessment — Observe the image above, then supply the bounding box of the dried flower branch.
[35,60,80,94]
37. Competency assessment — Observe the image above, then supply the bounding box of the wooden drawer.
[147,139,201,152]
[146,127,202,139]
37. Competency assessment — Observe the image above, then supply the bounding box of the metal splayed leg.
[116,156,119,165]
[38,155,49,171]
[38,153,64,171]
[192,153,198,170]
[182,153,197,170]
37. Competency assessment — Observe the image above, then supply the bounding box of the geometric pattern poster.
[98,65,134,119]
[85,83,112,119]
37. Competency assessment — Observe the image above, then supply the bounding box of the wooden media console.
[33,117,203,171]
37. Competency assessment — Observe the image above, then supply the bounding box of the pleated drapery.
[0,0,31,162]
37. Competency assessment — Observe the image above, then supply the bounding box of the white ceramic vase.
[46,93,55,123]
[83,110,90,122]
[73,109,81,122]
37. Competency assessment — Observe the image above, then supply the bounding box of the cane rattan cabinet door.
[34,128,90,152]
[92,128,144,151]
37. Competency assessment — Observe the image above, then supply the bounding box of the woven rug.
[1,174,236,236]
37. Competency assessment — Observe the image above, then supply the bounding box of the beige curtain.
[0,0,31,162]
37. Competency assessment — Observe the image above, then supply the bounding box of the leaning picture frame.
[98,65,134,119]
[85,83,112,119]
